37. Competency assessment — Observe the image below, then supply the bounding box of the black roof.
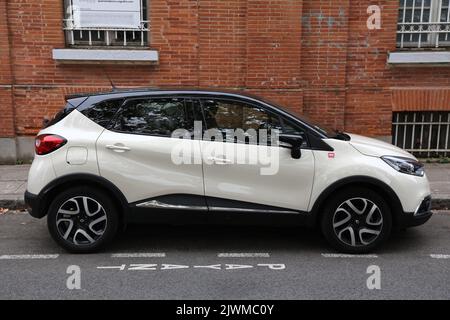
[65,87,263,101]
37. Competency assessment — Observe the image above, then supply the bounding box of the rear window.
[81,99,123,129]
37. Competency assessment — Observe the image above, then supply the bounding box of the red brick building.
[1,0,450,163]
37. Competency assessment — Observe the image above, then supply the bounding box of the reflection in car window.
[114,98,194,136]
[201,99,307,146]
[202,99,282,131]
[82,99,123,128]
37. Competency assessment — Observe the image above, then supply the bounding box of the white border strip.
[111,253,166,258]
[321,253,378,259]
[0,254,59,260]
[430,254,450,259]
[218,253,270,258]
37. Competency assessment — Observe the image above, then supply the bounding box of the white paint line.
[0,254,59,260]
[111,253,166,258]
[218,253,270,258]
[97,265,126,270]
[321,253,378,259]
[430,254,450,259]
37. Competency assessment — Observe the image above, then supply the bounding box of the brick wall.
[0,0,15,138]
[1,0,450,141]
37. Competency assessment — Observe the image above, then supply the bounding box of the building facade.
[1,0,450,163]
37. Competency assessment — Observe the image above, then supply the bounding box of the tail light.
[35,134,67,155]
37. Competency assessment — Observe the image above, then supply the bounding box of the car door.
[96,96,205,208]
[198,97,315,213]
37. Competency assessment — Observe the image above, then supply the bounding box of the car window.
[201,98,307,146]
[113,98,194,137]
[81,99,123,128]
[279,117,308,147]
[201,99,282,143]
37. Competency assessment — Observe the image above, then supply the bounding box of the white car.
[25,89,432,253]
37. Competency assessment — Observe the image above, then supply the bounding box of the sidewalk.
[1,164,449,210]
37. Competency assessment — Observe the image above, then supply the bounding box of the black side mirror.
[279,135,303,159]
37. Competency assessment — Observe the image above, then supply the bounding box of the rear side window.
[112,98,194,137]
[81,99,123,128]
[44,103,75,129]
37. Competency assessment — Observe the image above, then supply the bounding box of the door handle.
[208,156,232,165]
[106,144,131,152]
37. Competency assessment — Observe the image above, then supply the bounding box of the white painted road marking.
[96,263,286,271]
[111,253,166,258]
[0,254,59,260]
[218,253,270,258]
[430,254,450,259]
[97,265,127,270]
[321,253,378,259]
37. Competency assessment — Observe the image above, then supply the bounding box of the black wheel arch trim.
[31,173,129,219]
[309,175,405,226]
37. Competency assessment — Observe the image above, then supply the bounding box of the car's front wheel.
[47,187,119,253]
[321,187,392,253]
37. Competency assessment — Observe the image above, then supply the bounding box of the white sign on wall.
[72,0,142,29]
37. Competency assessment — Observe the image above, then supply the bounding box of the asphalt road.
[0,210,449,300]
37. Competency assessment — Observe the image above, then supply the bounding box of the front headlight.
[381,156,424,177]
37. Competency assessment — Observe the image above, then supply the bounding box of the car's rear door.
[96,96,206,208]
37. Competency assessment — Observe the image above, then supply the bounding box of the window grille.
[397,0,450,49]
[393,111,450,157]
[63,0,149,47]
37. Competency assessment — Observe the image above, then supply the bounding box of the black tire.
[320,187,392,254]
[47,186,119,253]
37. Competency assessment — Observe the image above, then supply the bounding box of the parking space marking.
[321,253,378,259]
[0,254,59,260]
[97,265,127,270]
[111,253,166,258]
[430,254,450,259]
[218,253,270,258]
[2,252,448,261]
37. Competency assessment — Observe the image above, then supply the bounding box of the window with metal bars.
[63,0,149,47]
[397,0,450,49]
[392,111,450,157]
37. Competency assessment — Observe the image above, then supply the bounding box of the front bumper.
[24,190,45,218]
[397,196,433,228]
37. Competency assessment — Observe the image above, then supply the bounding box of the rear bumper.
[397,196,433,228]
[24,190,45,219]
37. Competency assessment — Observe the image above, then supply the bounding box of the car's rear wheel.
[321,187,392,253]
[47,186,119,253]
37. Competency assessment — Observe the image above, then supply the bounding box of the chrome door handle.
[106,144,131,152]
[208,156,232,164]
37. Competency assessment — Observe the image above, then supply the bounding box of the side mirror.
[279,135,303,159]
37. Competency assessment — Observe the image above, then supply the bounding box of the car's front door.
[96,97,205,208]
[198,98,315,213]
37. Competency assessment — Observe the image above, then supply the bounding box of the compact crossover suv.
[25,89,432,253]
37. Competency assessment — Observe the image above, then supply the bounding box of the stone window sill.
[52,49,158,65]
[388,51,450,66]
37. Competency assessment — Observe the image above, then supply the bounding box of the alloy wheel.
[55,196,107,246]
[332,197,383,247]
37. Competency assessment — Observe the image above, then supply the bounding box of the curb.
[1,198,449,212]
[0,199,27,211]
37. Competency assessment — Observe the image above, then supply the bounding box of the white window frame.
[397,0,450,49]
[63,0,149,48]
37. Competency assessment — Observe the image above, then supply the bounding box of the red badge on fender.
[328,152,335,159]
